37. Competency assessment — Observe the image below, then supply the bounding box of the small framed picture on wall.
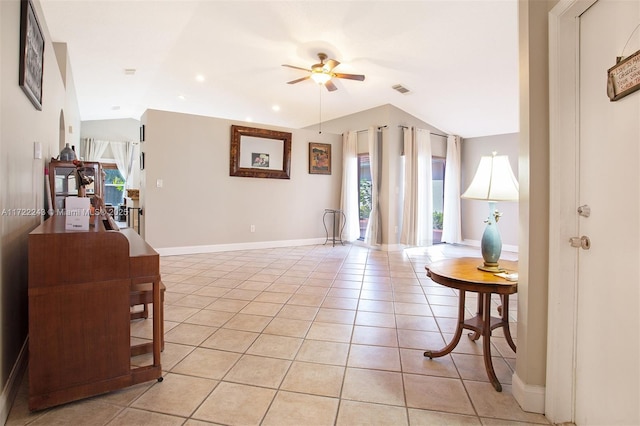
[309,142,331,175]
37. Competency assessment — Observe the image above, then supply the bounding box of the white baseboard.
[512,372,546,414]
[155,237,329,256]
[461,239,519,253]
[156,239,502,257]
[0,338,28,424]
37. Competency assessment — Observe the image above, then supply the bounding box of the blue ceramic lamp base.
[478,201,505,273]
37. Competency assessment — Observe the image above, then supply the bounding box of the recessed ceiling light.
[245,117,253,122]
[272,105,280,112]
[178,95,186,100]
[196,74,205,82]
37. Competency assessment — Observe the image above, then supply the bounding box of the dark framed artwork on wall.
[309,142,331,175]
[19,0,44,110]
[229,125,292,179]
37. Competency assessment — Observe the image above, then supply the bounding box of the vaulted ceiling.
[40,0,519,138]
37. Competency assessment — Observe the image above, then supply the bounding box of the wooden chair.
[130,281,165,356]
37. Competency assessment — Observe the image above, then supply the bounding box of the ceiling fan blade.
[323,59,340,72]
[282,64,312,72]
[325,80,338,92]
[287,76,311,84]
[334,73,365,81]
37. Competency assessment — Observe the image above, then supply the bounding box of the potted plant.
[433,211,443,243]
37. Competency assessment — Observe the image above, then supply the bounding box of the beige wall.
[315,104,448,248]
[312,104,522,250]
[140,105,459,253]
[141,105,521,253]
[514,0,557,411]
[0,0,80,419]
[140,110,342,252]
[80,118,142,189]
[81,118,141,143]
[52,42,81,152]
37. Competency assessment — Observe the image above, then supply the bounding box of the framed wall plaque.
[607,49,640,101]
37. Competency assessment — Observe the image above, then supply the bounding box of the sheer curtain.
[364,127,382,246]
[400,127,433,246]
[80,138,109,161]
[110,141,135,188]
[340,131,360,241]
[442,135,462,243]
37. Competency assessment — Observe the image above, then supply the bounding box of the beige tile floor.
[7,243,550,425]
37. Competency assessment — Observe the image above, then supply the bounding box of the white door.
[548,0,640,424]
[576,1,640,424]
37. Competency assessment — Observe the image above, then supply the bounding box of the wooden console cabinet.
[28,214,162,411]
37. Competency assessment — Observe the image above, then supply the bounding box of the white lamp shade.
[461,154,519,201]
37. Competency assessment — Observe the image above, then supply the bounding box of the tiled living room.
[7,243,548,425]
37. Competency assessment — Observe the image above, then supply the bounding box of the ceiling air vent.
[392,84,410,94]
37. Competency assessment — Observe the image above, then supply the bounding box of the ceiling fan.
[282,53,365,91]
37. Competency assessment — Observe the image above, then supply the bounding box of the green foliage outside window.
[104,169,125,193]
[103,168,126,206]
[111,176,125,193]
[359,179,372,220]
[433,211,444,230]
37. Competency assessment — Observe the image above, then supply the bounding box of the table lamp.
[462,152,519,272]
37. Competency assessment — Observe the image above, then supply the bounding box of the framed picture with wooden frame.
[309,142,331,175]
[230,125,292,179]
[19,0,45,111]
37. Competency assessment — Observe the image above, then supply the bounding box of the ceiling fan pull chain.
[319,85,322,134]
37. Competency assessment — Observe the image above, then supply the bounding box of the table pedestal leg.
[500,295,517,352]
[424,291,466,358]
[468,295,483,341]
[481,293,502,392]
[424,290,509,392]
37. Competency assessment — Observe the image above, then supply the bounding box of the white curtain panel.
[80,138,109,162]
[442,135,462,243]
[128,143,141,189]
[364,127,382,246]
[110,141,135,188]
[339,131,360,242]
[400,128,433,246]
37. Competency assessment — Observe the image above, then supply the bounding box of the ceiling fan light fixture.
[282,53,363,91]
[310,71,331,85]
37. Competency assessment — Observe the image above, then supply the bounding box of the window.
[102,163,126,207]
[432,157,445,244]
[357,154,371,240]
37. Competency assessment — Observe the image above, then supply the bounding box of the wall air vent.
[392,84,410,94]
